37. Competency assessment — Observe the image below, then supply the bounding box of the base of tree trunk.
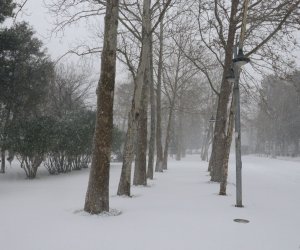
[210,176,221,182]
[155,160,163,172]
[117,181,131,197]
[1,149,5,173]
[235,205,244,208]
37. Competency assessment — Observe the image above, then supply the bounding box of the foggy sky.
[14,1,300,82]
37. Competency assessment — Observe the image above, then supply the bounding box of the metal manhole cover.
[234,219,250,223]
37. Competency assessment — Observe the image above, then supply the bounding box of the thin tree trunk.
[294,139,299,156]
[147,37,155,180]
[162,101,175,170]
[176,99,183,161]
[162,45,181,169]
[181,137,186,158]
[117,111,135,196]
[1,108,11,174]
[1,149,5,173]
[208,0,239,182]
[84,0,119,214]
[155,17,164,173]
[201,126,211,163]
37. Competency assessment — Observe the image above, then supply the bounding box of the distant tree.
[46,63,93,118]
[112,126,125,160]
[255,73,300,157]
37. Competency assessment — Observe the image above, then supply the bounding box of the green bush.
[7,116,56,178]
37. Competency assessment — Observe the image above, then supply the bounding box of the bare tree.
[147,37,156,179]
[184,0,300,186]
[154,8,165,172]
[84,0,119,214]
[161,27,199,169]
[117,0,172,196]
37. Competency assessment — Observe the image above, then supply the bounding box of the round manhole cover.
[234,219,250,223]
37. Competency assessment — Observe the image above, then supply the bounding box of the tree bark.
[84,0,119,214]
[1,149,5,173]
[208,0,239,182]
[219,96,234,195]
[147,37,155,180]
[117,111,135,196]
[155,18,164,173]
[133,70,149,186]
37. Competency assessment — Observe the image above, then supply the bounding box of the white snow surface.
[1,155,300,250]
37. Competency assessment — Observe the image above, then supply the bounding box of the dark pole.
[232,0,250,208]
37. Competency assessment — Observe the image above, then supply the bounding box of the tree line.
[62,0,298,214]
[254,72,300,157]
[1,0,299,214]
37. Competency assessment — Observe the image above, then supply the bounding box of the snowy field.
[1,155,300,250]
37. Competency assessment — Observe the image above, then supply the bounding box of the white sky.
[13,1,300,83]
[16,1,95,60]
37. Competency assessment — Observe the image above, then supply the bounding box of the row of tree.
[4,0,299,214]
[254,72,300,157]
[52,0,296,214]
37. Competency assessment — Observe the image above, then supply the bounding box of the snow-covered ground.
[1,155,300,250]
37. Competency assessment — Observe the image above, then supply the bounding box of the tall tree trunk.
[155,18,164,173]
[117,0,151,196]
[84,0,119,214]
[147,37,155,180]
[162,45,181,169]
[0,149,5,173]
[208,0,239,182]
[133,70,149,186]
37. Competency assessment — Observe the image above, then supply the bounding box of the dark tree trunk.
[1,149,5,173]
[84,0,119,214]
[208,0,239,182]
